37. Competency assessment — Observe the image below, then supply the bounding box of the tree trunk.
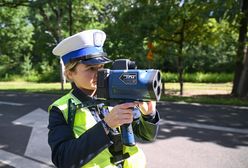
[237,47,248,97]
[178,53,183,96]
[68,0,73,36]
[231,0,248,96]
[54,1,65,90]
[178,19,185,96]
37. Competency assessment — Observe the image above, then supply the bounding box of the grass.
[161,82,248,106]
[0,81,247,107]
[164,82,232,94]
[162,72,233,83]
[161,95,248,107]
[0,82,71,94]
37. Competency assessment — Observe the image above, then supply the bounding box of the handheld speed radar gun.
[97,59,161,146]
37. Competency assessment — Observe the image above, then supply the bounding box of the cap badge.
[93,32,104,47]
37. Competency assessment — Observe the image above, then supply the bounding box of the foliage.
[0,6,33,77]
[38,60,61,82]
[21,55,39,82]
[105,0,239,72]
[0,0,245,90]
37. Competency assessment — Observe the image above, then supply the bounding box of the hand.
[137,101,156,116]
[103,102,137,128]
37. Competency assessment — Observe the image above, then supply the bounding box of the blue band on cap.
[62,47,103,64]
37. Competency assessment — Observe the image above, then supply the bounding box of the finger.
[134,101,144,105]
[121,112,133,119]
[117,102,137,109]
[121,109,133,114]
[148,101,156,111]
[117,110,133,119]
[111,109,132,122]
[148,101,153,110]
[112,108,132,116]
[120,118,133,125]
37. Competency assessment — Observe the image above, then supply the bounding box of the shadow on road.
[1,92,248,149]
[139,101,248,148]
[157,124,248,148]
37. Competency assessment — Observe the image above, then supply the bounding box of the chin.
[92,84,97,89]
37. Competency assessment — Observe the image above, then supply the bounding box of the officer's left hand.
[137,101,156,116]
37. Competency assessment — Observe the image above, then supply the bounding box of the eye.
[88,65,104,71]
[89,66,98,71]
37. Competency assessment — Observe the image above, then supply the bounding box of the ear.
[64,70,74,82]
[68,71,73,80]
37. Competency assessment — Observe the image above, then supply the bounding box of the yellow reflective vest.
[49,92,146,168]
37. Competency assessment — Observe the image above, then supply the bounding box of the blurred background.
[0,1,248,167]
[0,0,247,101]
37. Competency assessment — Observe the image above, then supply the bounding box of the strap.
[96,103,131,166]
[67,97,130,166]
[67,98,77,128]
[110,152,130,167]
[109,132,130,166]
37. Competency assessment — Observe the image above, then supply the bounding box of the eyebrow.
[85,64,104,68]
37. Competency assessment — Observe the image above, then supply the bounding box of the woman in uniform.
[48,29,160,168]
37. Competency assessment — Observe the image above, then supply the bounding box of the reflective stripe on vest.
[49,92,146,168]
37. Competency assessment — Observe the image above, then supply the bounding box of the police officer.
[48,29,160,168]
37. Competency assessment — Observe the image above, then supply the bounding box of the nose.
[93,69,98,80]
[94,65,104,80]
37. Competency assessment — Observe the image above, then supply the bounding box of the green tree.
[0,0,243,92]
[184,19,237,73]
[105,0,237,95]
[0,0,112,83]
[0,6,33,78]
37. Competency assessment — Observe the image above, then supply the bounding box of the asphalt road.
[0,91,247,168]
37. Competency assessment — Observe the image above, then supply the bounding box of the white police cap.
[52,29,112,65]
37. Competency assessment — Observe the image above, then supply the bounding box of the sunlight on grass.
[165,82,232,91]
[164,82,232,96]
[0,82,71,93]
[161,83,248,106]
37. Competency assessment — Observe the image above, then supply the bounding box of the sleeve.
[132,110,160,141]
[48,106,112,168]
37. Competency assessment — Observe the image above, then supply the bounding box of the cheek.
[84,73,94,81]
[78,72,94,86]
[86,71,97,80]
[72,70,96,86]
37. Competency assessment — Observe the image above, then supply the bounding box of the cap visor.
[81,56,112,65]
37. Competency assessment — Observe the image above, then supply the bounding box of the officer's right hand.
[103,102,137,128]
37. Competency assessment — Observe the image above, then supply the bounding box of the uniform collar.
[71,83,95,103]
